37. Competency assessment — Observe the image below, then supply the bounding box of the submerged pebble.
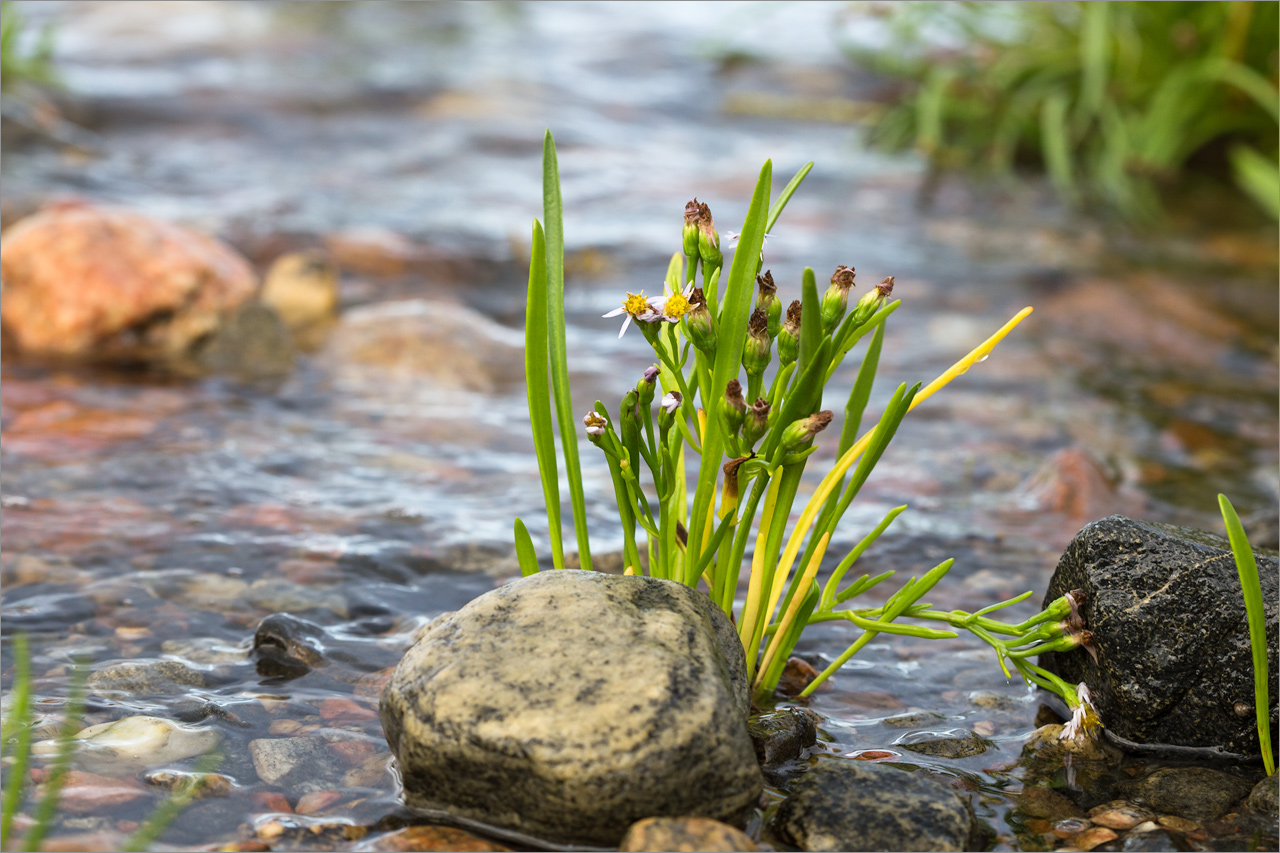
[1125,766,1255,823]
[33,715,222,776]
[618,817,757,852]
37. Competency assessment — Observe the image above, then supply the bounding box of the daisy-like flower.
[582,411,608,436]
[1061,683,1100,742]
[603,291,661,338]
[660,391,682,414]
[649,283,696,322]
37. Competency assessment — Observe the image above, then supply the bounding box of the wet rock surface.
[749,708,818,774]
[379,570,761,847]
[1125,766,1256,823]
[775,759,979,852]
[618,817,758,852]
[1248,774,1278,817]
[0,205,256,359]
[1040,515,1280,755]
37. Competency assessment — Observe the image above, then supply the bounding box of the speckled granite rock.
[1040,516,1279,755]
[775,759,979,852]
[379,570,761,847]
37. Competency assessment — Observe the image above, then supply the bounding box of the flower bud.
[756,270,781,338]
[720,455,749,514]
[820,264,856,333]
[742,397,771,448]
[721,380,746,436]
[850,275,894,327]
[779,410,833,453]
[583,411,609,437]
[696,201,722,274]
[658,390,682,430]
[683,199,701,261]
[620,389,641,450]
[778,300,801,366]
[682,288,716,356]
[635,365,659,407]
[741,308,772,377]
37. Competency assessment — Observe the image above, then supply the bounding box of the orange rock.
[44,771,149,813]
[295,789,344,815]
[1014,447,1144,520]
[0,205,255,359]
[618,817,757,852]
[249,790,293,814]
[329,739,377,765]
[320,696,378,724]
[775,657,820,697]
[360,825,513,852]
[1069,826,1118,851]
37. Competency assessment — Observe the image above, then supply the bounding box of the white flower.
[582,411,608,436]
[660,391,682,414]
[603,291,661,338]
[648,283,695,322]
[724,230,771,254]
[1060,683,1098,742]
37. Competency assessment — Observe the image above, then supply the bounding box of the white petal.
[603,306,626,318]
[618,314,632,338]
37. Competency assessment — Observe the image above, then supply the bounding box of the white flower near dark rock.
[775,759,982,852]
[378,570,762,847]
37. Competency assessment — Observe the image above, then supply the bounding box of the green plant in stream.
[0,2,57,92]
[516,130,1100,722]
[848,1,1279,220]
[1219,494,1275,775]
[1,636,86,853]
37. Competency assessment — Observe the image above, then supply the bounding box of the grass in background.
[0,1,57,92]
[849,1,1279,221]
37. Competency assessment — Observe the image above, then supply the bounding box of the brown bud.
[684,198,702,225]
[877,276,895,299]
[830,264,856,291]
[756,270,776,298]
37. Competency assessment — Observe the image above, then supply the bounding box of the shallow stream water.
[2,3,1277,850]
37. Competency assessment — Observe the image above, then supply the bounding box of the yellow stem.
[754,532,831,692]
[739,473,783,650]
[766,307,1034,620]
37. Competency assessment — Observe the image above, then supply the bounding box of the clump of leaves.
[517,131,1096,717]
[849,1,1279,220]
[0,2,58,92]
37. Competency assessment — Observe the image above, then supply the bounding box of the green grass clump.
[516,131,1098,712]
[849,1,1279,220]
[0,2,58,92]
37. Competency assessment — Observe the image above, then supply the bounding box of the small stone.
[882,710,945,729]
[295,790,344,815]
[968,690,1023,713]
[160,638,249,665]
[1069,826,1117,851]
[618,817,757,852]
[1087,801,1152,831]
[269,719,303,735]
[1015,786,1082,821]
[194,301,294,379]
[256,819,289,843]
[36,831,127,852]
[143,770,233,799]
[329,739,376,765]
[776,656,820,697]
[113,626,153,642]
[248,737,343,789]
[324,227,422,277]
[357,824,512,852]
[1156,815,1198,833]
[1247,773,1278,817]
[33,715,221,776]
[748,708,818,768]
[343,752,392,788]
[211,843,272,852]
[319,696,378,724]
[353,667,396,699]
[972,720,996,737]
[897,729,990,759]
[45,771,149,813]
[1126,766,1254,822]
[86,660,206,696]
[249,791,293,814]
[776,759,977,852]
[260,251,339,332]
[1053,818,1092,838]
[1120,828,1181,851]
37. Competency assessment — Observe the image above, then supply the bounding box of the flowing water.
[2,3,1277,850]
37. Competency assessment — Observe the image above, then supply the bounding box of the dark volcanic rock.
[775,759,979,852]
[1039,516,1279,755]
[379,570,762,848]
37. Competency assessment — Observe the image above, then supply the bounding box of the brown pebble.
[47,771,149,813]
[1052,818,1091,839]
[775,657,820,697]
[973,720,996,737]
[319,696,378,724]
[353,667,397,699]
[249,791,293,814]
[343,752,392,788]
[1069,826,1118,851]
[360,824,512,852]
[618,817,756,852]
[1087,800,1152,831]
[114,626,153,641]
[1157,815,1199,833]
[256,820,288,842]
[212,843,271,852]
[329,739,376,765]
[295,789,344,815]
[268,718,303,735]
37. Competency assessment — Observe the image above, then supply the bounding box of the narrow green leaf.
[543,130,592,570]
[798,267,821,375]
[513,518,540,577]
[1040,92,1076,199]
[766,162,814,233]
[0,635,32,851]
[1219,494,1275,776]
[822,504,907,611]
[525,220,563,568]
[24,658,88,853]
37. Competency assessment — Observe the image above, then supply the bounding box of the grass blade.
[1,635,32,851]
[543,130,592,571]
[24,658,88,853]
[525,219,562,569]
[513,518,540,577]
[766,162,814,233]
[1219,493,1275,775]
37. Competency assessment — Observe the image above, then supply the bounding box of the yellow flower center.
[664,293,692,319]
[622,292,649,316]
